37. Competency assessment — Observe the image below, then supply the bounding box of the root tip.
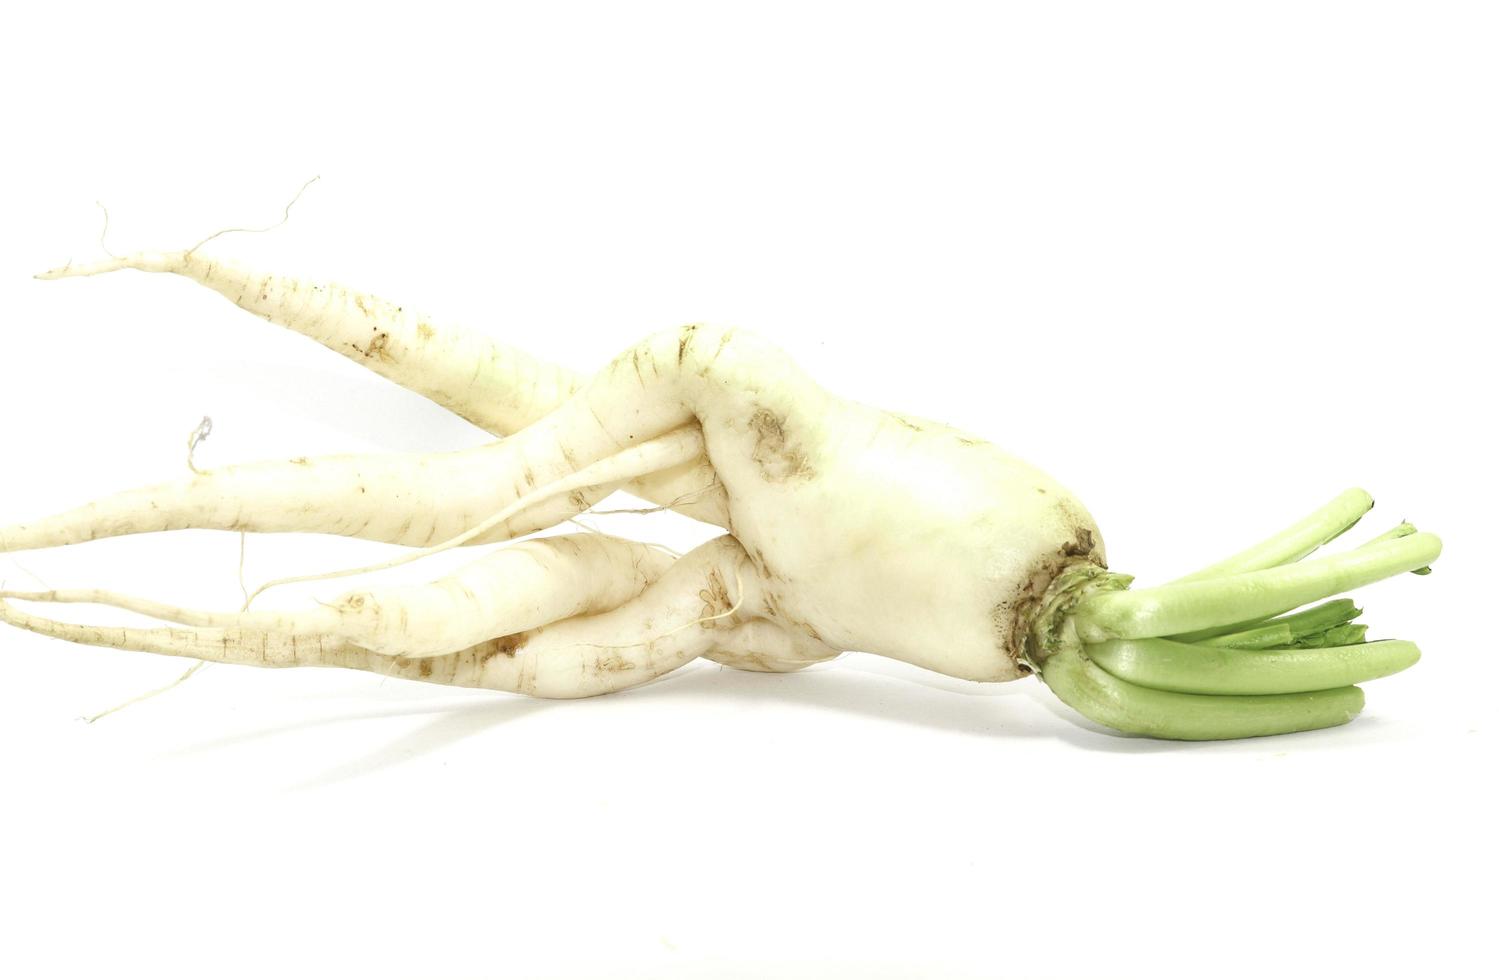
[32,253,168,280]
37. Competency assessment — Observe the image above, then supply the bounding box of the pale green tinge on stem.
[1296,623,1369,648]
[1266,598,1363,639]
[1186,598,1363,648]
[1035,489,1437,740]
[1070,532,1442,642]
[1166,488,1374,585]
[1084,637,1420,696]
[1168,597,1361,644]
[1197,622,1294,650]
[1362,522,1432,574]
[1039,645,1366,740]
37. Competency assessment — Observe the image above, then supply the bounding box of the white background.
[1,3,1493,978]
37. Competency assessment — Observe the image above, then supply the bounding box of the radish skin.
[3,248,1442,739]
[0,440,613,551]
[36,251,727,528]
[0,424,704,554]
[2,533,675,658]
[0,536,808,696]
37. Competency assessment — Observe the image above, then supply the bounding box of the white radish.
[2,247,1442,739]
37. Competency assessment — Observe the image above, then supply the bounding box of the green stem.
[1295,623,1368,648]
[1167,488,1373,585]
[1270,598,1363,638]
[1084,637,1420,695]
[1072,532,1441,642]
[1198,622,1293,649]
[1038,644,1366,740]
[1183,598,1361,647]
[1366,522,1417,543]
[1362,522,1431,573]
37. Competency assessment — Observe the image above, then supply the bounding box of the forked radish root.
[0,246,1441,739]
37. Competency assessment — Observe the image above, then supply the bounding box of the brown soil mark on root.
[994,524,1105,673]
[762,590,825,644]
[696,568,735,630]
[1055,499,1101,562]
[678,324,699,365]
[387,652,436,679]
[748,546,777,581]
[1062,528,1095,558]
[595,653,641,675]
[748,408,814,483]
[350,331,394,362]
[692,328,736,378]
[479,632,528,665]
[416,321,435,341]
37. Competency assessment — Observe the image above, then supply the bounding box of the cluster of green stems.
[1032,490,1440,740]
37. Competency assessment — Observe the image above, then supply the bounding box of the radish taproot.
[0,250,1439,739]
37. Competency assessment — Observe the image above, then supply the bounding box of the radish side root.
[35,249,728,528]
[0,537,813,698]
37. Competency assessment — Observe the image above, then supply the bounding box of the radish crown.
[1027,490,1440,740]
